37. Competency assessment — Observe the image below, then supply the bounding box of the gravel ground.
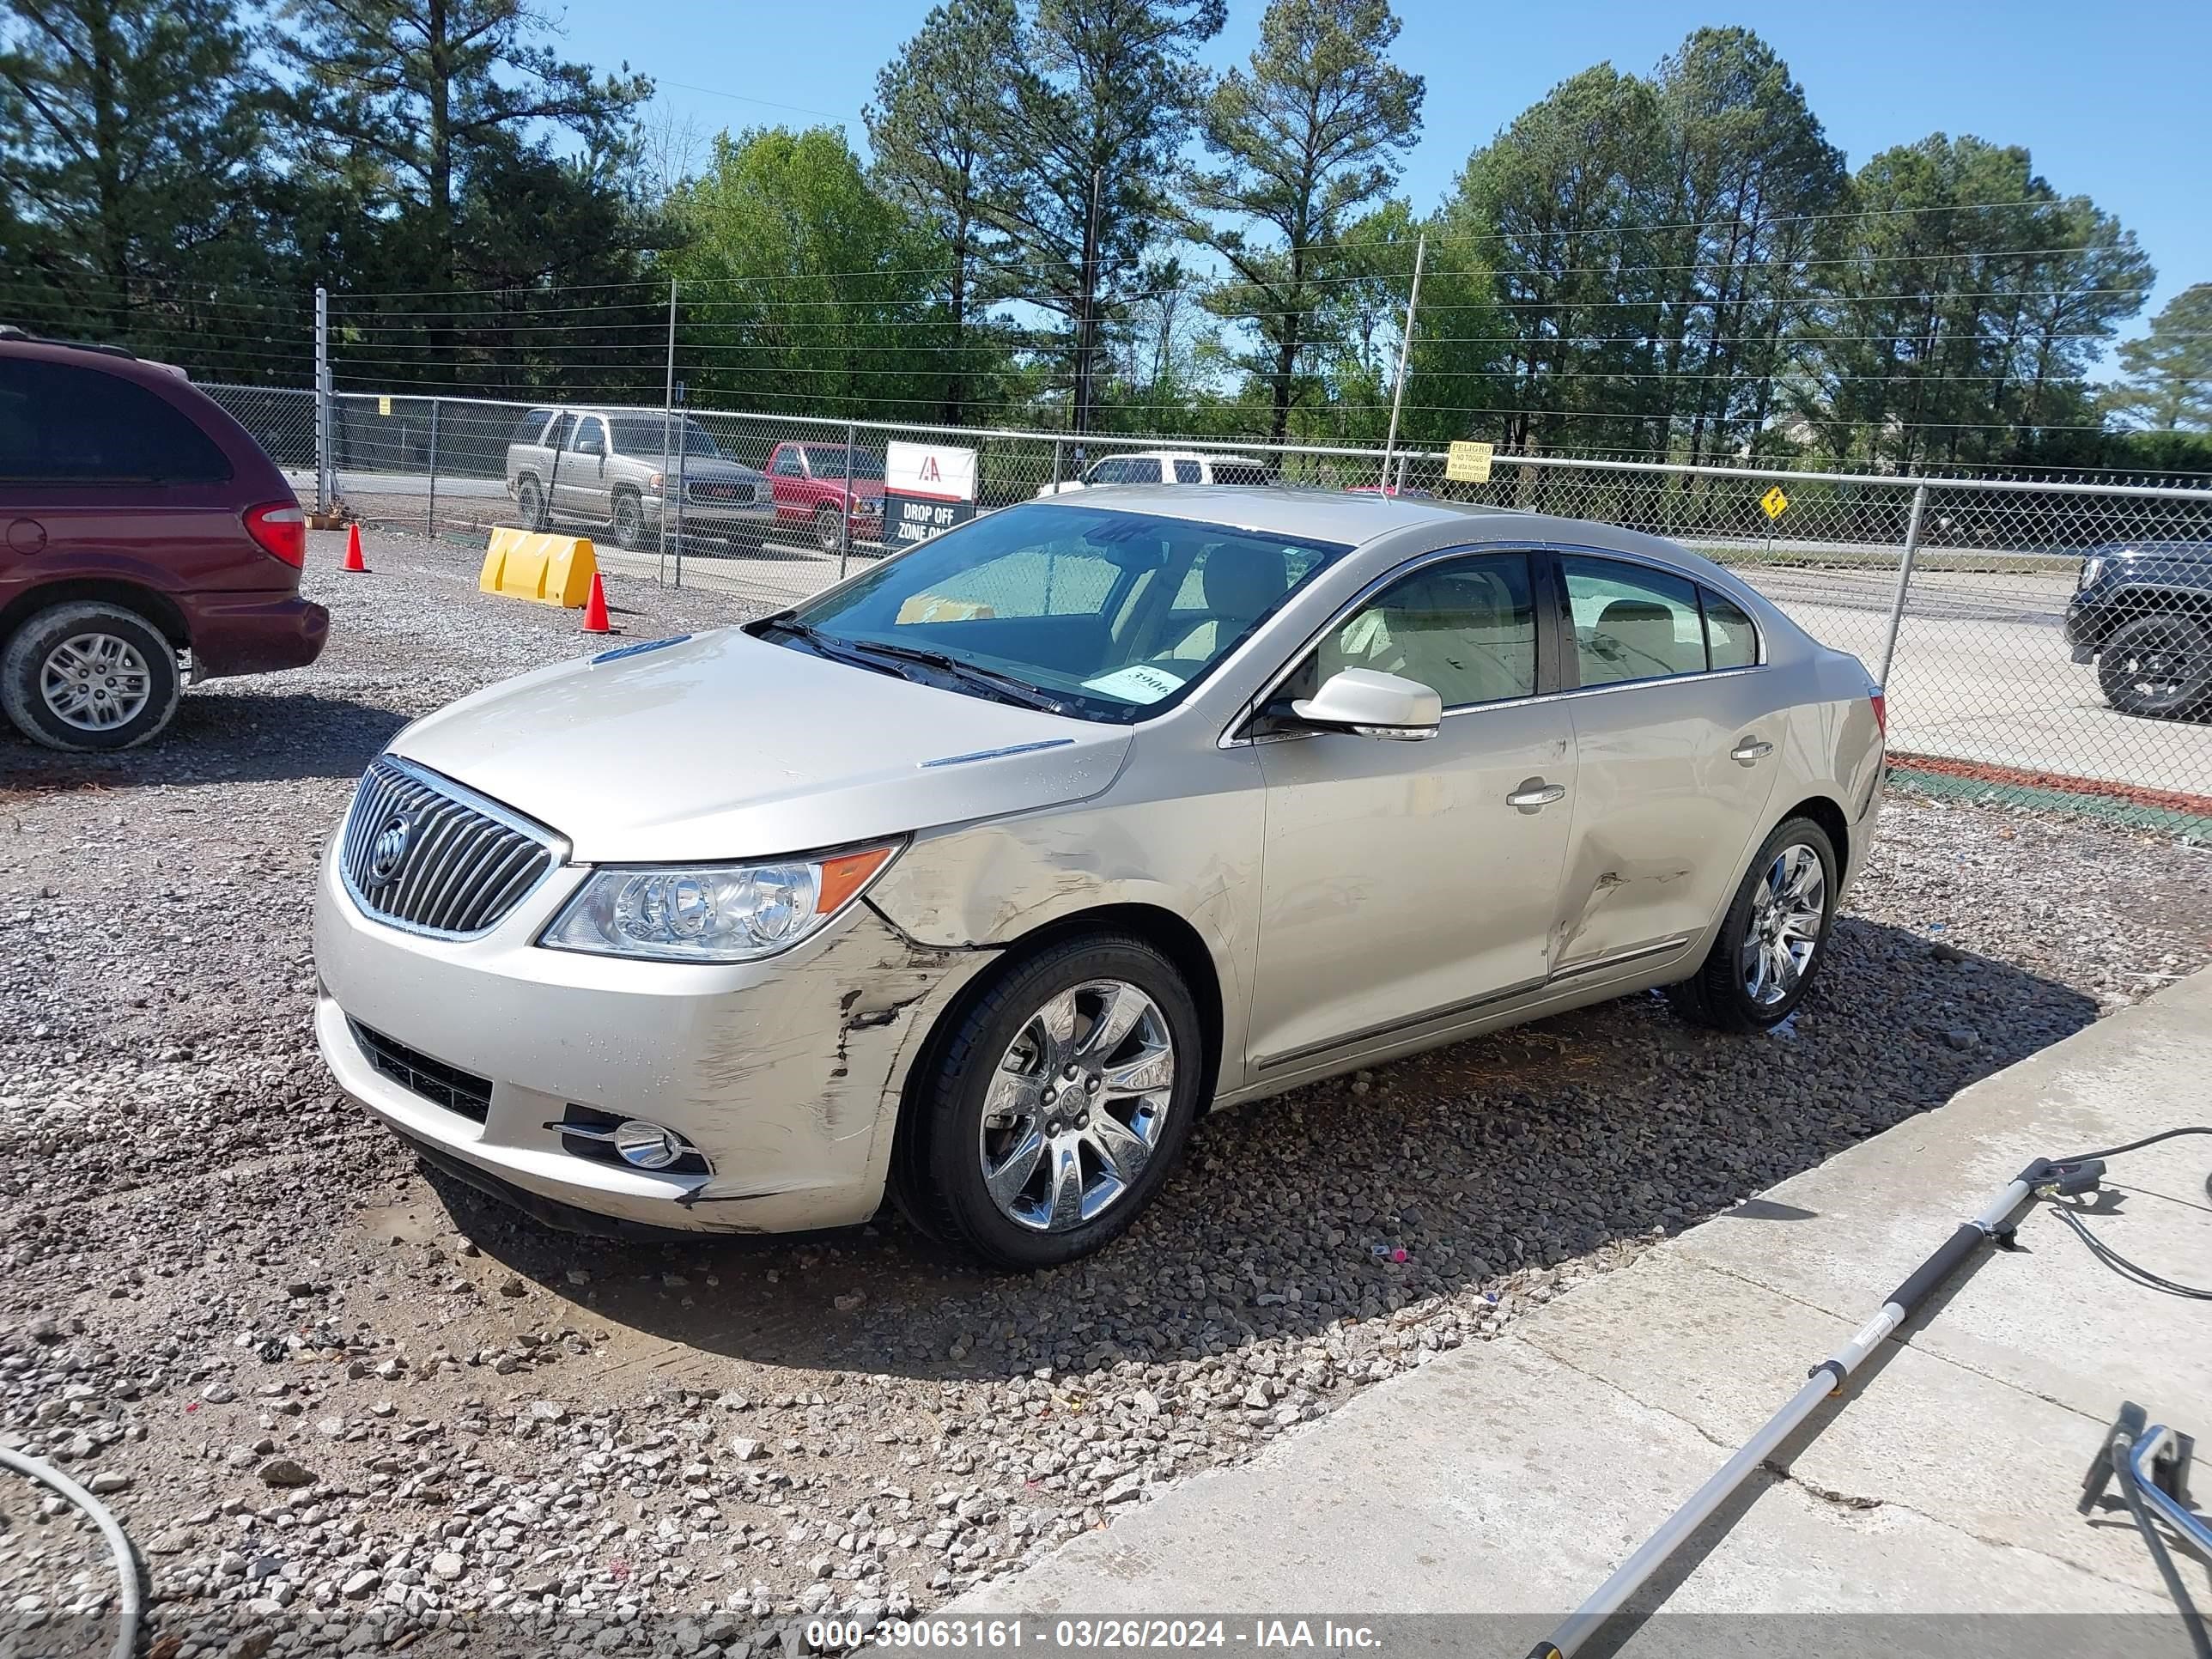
[3,528,2209,1658]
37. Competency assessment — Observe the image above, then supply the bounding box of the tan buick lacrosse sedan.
[313,489,1886,1268]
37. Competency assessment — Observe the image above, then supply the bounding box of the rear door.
[1245,549,1578,1074]
[1548,553,1785,977]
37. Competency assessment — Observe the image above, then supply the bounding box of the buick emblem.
[366,814,414,885]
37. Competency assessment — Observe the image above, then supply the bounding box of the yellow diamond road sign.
[1760,485,1789,520]
[1445,440,1494,483]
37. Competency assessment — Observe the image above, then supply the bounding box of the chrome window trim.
[338,754,569,942]
[1222,539,1770,750]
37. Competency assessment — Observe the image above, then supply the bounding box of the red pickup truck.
[764,441,885,553]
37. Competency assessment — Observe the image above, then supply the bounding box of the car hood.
[388,629,1131,863]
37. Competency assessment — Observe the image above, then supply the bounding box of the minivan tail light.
[245,501,306,568]
[1870,686,1887,738]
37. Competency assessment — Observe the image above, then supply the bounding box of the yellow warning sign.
[378,395,392,416]
[1445,441,1495,483]
[1760,485,1789,520]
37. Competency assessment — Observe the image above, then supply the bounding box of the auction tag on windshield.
[1082,664,1187,704]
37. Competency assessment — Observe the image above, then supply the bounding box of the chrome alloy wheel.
[40,632,154,733]
[1741,842,1826,1007]
[977,980,1176,1234]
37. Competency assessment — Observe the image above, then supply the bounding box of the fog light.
[613,1120,687,1170]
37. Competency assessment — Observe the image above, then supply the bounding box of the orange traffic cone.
[341,523,369,574]
[580,571,612,635]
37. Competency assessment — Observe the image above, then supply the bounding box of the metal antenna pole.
[1379,234,1425,492]
[1527,1168,2049,1659]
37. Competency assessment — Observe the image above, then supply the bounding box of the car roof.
[1042,483,1528,545]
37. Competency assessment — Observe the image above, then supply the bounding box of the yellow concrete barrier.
[478,526,599,609]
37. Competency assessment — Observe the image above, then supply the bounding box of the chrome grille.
[339,756,555,938]
[688,479,756,504]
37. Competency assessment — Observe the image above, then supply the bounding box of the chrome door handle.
[1731,738,1774,764]
[1505,781,1567,811]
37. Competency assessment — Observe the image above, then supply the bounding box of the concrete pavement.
[955,969,2212,1639]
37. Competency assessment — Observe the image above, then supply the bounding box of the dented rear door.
[1552,671,1784,977]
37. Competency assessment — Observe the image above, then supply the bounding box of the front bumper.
[181,592,330,678]
[312,825,988,1235]
[2063,599,2100,663]
[643,493,776,536]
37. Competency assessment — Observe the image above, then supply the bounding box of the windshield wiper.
[757,617,908,679]
[758,619,1072,714]
[838,637,1073,714]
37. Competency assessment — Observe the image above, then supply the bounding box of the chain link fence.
[201,381,2212,836]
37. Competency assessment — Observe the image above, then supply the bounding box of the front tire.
[2,601,182,752]
[814,505,843,554]
[2097,613,2212,720]
[902,933,1205,1270]
[611,489,645,551]
[1667,817,1838,1033]
[514,475,549,531]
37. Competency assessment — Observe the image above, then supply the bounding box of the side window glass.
[773,450,803,476]
[1308,552,1537,708]
[0,359,233,484]
[1703,588,1759,670]
[573,416,605,453]
[1562,556,1708,686]
[1173,459,1202,483]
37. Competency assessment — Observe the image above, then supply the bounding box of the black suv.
[2064,542,2212,719]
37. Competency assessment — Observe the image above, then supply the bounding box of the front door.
[1548,554,1785,976]
[556,415,609,521]
[1246,550,1577,1074]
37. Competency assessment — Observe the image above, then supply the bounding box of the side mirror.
[578,435,605,457]
[1291,668,1442,740]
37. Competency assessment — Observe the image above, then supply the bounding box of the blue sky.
[562,0,2211,343]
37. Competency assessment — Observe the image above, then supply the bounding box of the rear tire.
[899,933,1205,1270]
[2097,613,2212,720]
[1667,816,1838,1034]
[2,600,181,752]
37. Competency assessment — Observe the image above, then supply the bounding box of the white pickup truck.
[1035,449,1272,497]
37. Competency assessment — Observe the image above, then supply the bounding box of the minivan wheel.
[611,489,645,550]
[2,601,181,752]
[1666,816,1838,1034]
[515,475,549,531]
[2096,613,2211,719]
[903,933,1204,1270]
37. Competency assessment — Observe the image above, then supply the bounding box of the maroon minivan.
[0,331,329,751]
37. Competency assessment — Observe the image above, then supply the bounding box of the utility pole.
[1074,167,1103,451]
[1379,233,1426,492]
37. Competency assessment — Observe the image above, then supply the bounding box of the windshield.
[805,444,885,479]
[768,502,1350,723]
[611,417,720,458]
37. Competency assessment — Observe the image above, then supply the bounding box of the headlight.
[2079,555,2106,590]
[540,844,899,963]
